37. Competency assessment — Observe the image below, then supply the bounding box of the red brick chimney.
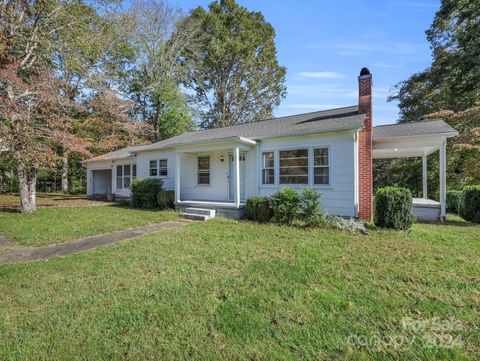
[358,67,373,220]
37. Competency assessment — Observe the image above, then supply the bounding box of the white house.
[84,68,458,221]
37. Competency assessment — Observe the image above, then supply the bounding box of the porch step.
[181,208,216,221]
[184,207,216,217]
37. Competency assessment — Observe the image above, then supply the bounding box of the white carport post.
[233,145,241,207]
[422,154,428,199]
[439,138,447,222]
[175,152,181,203]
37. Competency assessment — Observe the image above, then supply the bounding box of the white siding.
[136,150,177,190]
[86,130,357,217]
[256,131,356,217]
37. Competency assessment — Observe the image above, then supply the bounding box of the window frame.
[258,145,332,188]
[313,147,330,186]
[149,160,158,177]
[197,155,211,185]
[262,151,275,185]
[159,159,168,177]
[279,148,309,185]
[116,164,136,190]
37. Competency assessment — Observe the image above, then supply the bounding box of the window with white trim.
[149,160,157,176]
[262,152,275,185]
[279,149,308,184]
[159,159,168,176]
[116,164,135,190]
[116,165,123,189]
[313,148,329,185]
[197,156,210,184]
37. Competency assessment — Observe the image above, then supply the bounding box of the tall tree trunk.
[17,161,37,213]
[61,153,69,193]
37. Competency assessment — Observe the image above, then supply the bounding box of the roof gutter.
[131,135,257,154]
[373,131,459,142]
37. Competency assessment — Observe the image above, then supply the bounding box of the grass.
[0,192,85,207]
[0,215,478,360]
[0,205,179,246]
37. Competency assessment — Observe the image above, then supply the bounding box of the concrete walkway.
[0,221,187,265]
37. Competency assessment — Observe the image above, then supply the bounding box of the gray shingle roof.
[133,105,365,152]
[84,146,140,163]
[373,119,458,140]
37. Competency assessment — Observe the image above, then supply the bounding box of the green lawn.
[0,192,85,207]
[0,216,478,360]
[0,205,179,246]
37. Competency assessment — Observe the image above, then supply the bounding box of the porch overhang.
[372,133,457,159]
[372,128,458,223]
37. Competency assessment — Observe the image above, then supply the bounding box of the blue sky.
[176,0,440,125]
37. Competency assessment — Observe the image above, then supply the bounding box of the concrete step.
[184,208,216,217]
[181,213,212,221]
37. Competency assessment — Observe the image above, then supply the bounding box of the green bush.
[246,196,273,223]
[117,199,131,207]
[157,190,175,209]
[272,188,300,225]
[131,178,163,209]
[460,185,480,223]
[446,190,463,214]
[299,188,323,226]
[374,187,414,229]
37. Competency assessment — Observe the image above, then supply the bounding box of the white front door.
[228,152,246,201]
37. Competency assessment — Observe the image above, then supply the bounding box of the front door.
[228,152,246,201]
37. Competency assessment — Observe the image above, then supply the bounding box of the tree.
[53,3,134,193]
[0,0,88,212]
[78,89,152,156]
[178,0,286,129]
[385,0,480,192]
[126,0,195,141]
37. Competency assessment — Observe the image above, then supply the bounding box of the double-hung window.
[150,159,168,177]
[279,149,308,184]
[149,160,158,176]
[262,152,275,185]
[159,159,168,176]
[197,156,210,184]
[313,148,329,185]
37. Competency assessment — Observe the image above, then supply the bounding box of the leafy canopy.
[178,0,286,128]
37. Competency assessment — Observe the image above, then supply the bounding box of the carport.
[373,120,458,222]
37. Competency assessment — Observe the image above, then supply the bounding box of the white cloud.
[287,84,356,99]
[296,71,346,79]
[333,41,424,56]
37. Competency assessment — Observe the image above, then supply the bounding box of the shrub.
[117,199,131,207]
[271,188,300,225]
[131,178,163,209]
[374,187,414,229]
[446,190,463,214]
[327,216,368,234]
[299,188,323,226]
[246,196,273,223]
[460,185,480,223]
[157,190,175,209]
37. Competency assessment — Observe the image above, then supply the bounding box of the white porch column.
[175,153,181,203]
[233,145,241,207]
[439,139,447,222]
[422,154,428,199]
